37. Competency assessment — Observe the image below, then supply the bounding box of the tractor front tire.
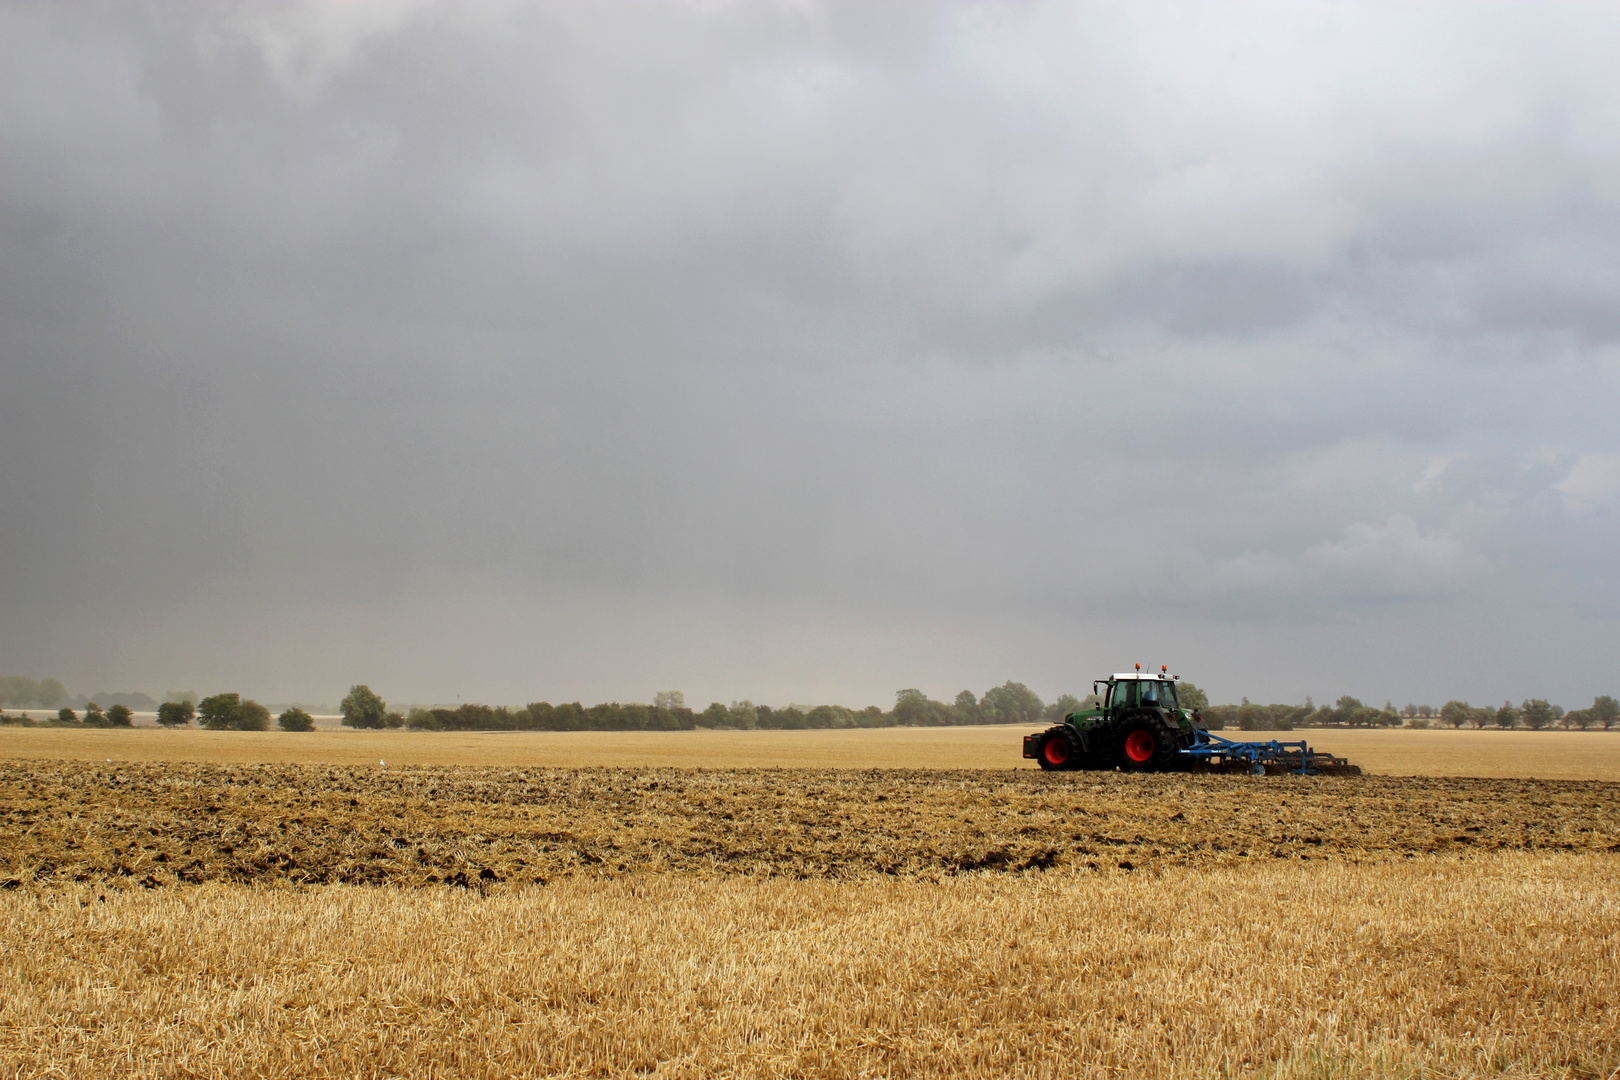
[1037,731,1076,771]
[1115,711,1180,772]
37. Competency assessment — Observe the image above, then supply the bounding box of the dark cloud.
[2,2,1618,709]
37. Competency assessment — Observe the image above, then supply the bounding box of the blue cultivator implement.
[1180,729,1361,776]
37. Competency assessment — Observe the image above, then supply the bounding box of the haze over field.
[2,2,1618,708]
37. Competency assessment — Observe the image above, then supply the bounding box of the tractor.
[1023,665,1360,775]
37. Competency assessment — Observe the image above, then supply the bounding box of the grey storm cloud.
[2,1,1617,709]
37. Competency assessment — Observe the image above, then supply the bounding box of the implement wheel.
[1038,732,1075,771]
[1115,711,1179,772]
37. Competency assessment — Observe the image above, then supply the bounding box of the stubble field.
[2,729,1617,1078]
[4,724,1618,778]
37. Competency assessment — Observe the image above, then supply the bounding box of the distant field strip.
[2,855,1615,1080]
[3,762,1617,888]
[3,725,1619,778]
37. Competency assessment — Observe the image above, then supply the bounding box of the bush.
[156,700,195,727]
[277,706,315,732]
[235,700,271,731]
[1406,717,1431,729]
[56,707,78,725]
[105,703,133,727]
[197,693,241,730]
[82,703,108,727]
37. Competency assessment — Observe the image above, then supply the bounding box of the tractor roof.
[1110,672,1179,681]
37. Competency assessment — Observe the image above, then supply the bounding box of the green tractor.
[1023,665,1201,772]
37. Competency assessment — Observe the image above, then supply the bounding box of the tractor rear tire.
[1115,710,1180,772]
[1037,731,1076,771]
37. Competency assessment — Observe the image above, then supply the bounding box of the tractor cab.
[1093,666,1185,719]
[1101,675,1179,714]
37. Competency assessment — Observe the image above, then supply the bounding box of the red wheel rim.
[1043,737,1070,766]
[1124,729,1155,763]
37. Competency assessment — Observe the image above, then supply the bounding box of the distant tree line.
[6,674,1615,735]
[1433,696,1619,731]
[1199,694,1620,732]
[0,701,140,728]
[0,676,66,708]
[380,681,1088,732]
[0,676,164,711]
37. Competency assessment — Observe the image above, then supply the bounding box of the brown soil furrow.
[2,762,1616,890]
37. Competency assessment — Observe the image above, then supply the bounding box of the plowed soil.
[4,761,1616,890]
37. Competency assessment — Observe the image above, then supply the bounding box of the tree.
[893,689,926,726]
[702,702,729,727]
[1439,701,1471,729]
[340,685,388,729]
[1044,693,1084,723]
[198,693,242,730]
[157,700,195,727]
[1561,708,1590,731]
[1495,701,1519,729]
[980,681,1044,726]
[653,691,685,710]
[82,703,107,727]
[954,690,981,723]
[1520,699,1554,730]
[56,706,77,724]
[277,706,315,732]
[727,701,759,729]
[1329,695,1383,727]
[1419,704,1434,718]
[1470,706,1494,729]
[105,703,133,727]
[235,700,271,731]
[1593,695,1620,732]
[770,706,807,730]
[1178,683,1210,710]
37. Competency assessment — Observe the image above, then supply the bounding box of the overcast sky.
[2,1,1617,710]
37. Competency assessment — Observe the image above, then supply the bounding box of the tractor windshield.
[1108,681,1136,710]
[1139,680,1178,709]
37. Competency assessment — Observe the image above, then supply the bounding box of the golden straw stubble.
[1,855,1615,1079]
